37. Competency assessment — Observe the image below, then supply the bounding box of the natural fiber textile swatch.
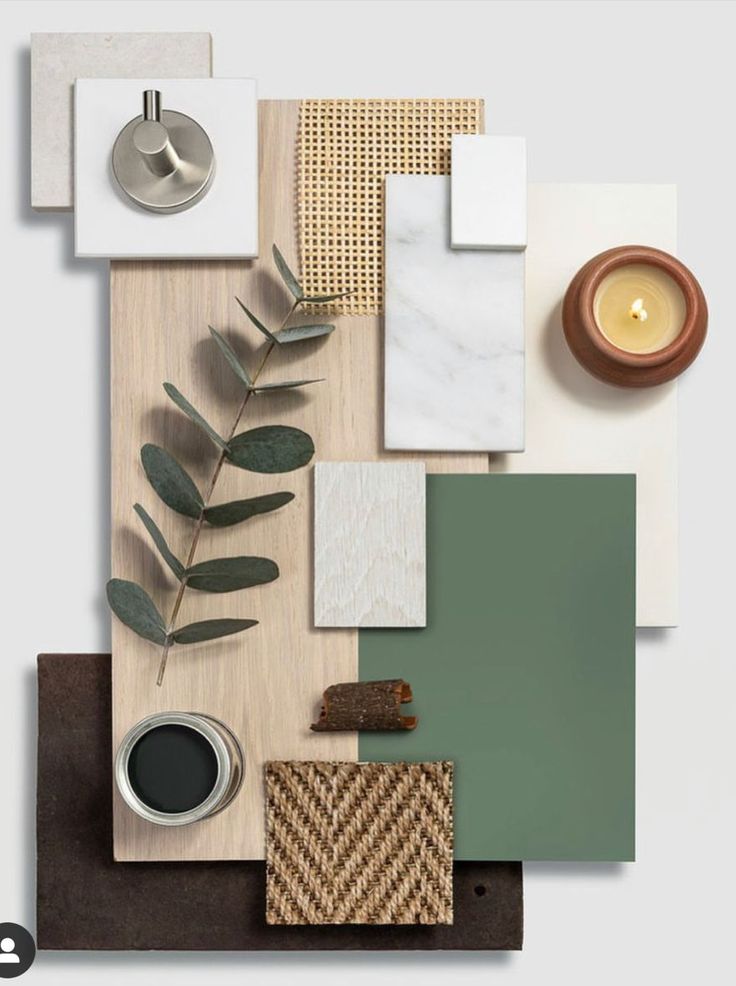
[360,474,636,861]
[265,761,453,925]
[297,98,483,315]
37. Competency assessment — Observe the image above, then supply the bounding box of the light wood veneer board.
[111,100,487,861]
[314,462,426,627]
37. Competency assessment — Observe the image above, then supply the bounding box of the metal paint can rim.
[115,711,244,826]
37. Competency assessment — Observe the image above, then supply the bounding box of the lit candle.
[593,263,687,354]
[562,246,707,387]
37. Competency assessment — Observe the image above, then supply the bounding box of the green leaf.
[173,618,258,644]
[227,425,315,474]
[186,556,280,593]
[106,578,167,645]
[276,323,335,344]
[254,378,324,392]
[303,291,352,303]
[163,383,229,451]
[204,491,295,527]
[272,244,304,300]
[209,326,252,388]
[133,503,185,581]
[235,298,278,344]
[141,444,203,520]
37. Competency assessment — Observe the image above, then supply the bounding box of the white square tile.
[385,175,525,452]
[74,78,258,258]
[451,135,527,250]
[31,33,212,211]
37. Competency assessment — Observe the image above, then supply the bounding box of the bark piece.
[311,679,417,732]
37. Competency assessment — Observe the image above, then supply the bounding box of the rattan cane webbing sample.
[297,98,484,315]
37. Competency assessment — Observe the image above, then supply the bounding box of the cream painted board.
[314,462,426,628]
[490,183,678,627]
[30,32,212,210]
[111,101,487,862]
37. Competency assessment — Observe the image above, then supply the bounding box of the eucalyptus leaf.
[106,578,167,645]
[226,425,315,474]
[254,378,324,393]
[163,382,229,451]
[272,244,304,300]
[235,298,278,344]
[186,555,280,593]
[173,618,258,644]
[133,503,185,581]
[209,326,252,388]
[276,323,335,344]
[303,291,352,303]
[203,491,295,527]
[141,444,203,519]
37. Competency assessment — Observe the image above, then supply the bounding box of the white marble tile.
[31,33,211,211]
[314,462,426,628]
[384,175,524,452]
[74,79,258,258]
[490,184,679,626]
[451,135,527,250]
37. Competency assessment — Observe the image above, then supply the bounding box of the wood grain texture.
[111,101,487,861]
[314,462,426,627]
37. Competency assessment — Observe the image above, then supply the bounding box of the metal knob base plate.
[112,109,215,214]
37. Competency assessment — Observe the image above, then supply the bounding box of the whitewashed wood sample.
[451,135,527,250]
[385,175,525,453]
[110,101,488,862]
[31,32,211,210]
[490,184,679,627]
[314,462,426,628]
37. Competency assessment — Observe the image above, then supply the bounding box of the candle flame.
[629,298,648,322]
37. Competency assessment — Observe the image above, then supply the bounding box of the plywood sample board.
[110,101,487,861]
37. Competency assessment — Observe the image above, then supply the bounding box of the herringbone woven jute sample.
[297,99,483,316]
[265,760,454,925]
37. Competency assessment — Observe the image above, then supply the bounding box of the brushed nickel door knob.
[112,89,215,214]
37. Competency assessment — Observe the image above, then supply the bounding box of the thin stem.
[156,299,299,686]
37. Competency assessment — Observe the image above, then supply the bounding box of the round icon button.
[0,925,35,979]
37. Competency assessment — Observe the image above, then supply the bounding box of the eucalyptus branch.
[106,246,350,687]
[155,302,296,686]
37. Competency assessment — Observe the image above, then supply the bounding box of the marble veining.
[385,175,524,452]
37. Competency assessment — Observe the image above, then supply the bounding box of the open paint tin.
[115,712,244,826]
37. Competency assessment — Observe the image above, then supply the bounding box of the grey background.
[0,1,733,983]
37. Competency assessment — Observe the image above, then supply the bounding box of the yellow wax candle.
[593,263,687,354]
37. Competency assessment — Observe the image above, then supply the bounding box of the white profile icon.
[0,937,20,963]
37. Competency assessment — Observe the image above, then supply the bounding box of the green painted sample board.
[359,475,636,861]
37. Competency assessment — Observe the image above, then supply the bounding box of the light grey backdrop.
[1,1,733,983]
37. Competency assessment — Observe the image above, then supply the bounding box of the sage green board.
[359,475,636,861]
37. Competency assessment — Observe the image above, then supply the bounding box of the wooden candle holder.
[562,245,707,387]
